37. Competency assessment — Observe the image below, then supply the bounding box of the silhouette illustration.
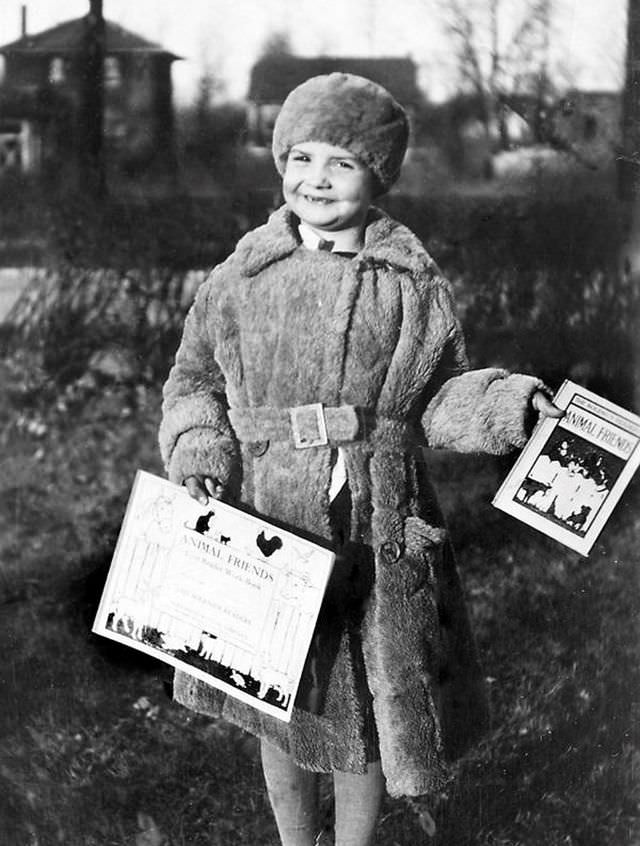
[184,510,216,534]
[256,531,283,557]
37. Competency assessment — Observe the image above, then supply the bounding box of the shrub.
[8,266,207,385]
[180,102,248,166]
[381,192,634,403]
[4,185,635,404]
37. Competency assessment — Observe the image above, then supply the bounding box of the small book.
[492,380,640,556]
[92,470,334,721]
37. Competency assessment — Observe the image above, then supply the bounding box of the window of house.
[49,57,66,85]
[0,122,22,172]
[134,55,148,78]
[104,56,122,89]
[583,114,597,142]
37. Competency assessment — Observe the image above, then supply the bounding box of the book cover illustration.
[92,470,334,721]
[493,381,640,555]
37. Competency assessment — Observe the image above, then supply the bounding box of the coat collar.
[235,204,435,277]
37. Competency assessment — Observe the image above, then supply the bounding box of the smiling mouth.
[302,195,333,204]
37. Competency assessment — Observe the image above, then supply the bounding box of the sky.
[0,0,628,105]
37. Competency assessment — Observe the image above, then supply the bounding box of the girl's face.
[282,141,374,235]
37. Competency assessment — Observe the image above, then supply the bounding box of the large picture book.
[492,380,640,556]
[92,471,334,721]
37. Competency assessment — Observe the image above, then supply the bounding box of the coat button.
[249,439,269,457]
[378,540,402,563]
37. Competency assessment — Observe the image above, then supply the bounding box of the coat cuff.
[166,428,240,492]
[421,368,544,454]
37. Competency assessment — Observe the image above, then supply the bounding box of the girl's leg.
[260,739,320,846]
[333,760,385,846]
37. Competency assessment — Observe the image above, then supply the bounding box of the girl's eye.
[291,153,310,163]
[336,160,355,170]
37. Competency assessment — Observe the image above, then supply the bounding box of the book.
[492,380,640,556]
[92,470,334,721]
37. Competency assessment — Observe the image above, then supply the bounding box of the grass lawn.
[0,352,638,846]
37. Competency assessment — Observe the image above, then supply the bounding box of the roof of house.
[0,16,181,60]
[561,89,621,100]
[248,55,421,107]
[554,90,621,118]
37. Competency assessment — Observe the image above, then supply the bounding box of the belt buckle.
[289,403,329,449]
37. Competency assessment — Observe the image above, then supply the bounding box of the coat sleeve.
[158,271,241,493]
[418,278,544,454]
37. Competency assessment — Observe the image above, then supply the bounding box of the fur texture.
[271,73,409,193]
[159,205,542,798]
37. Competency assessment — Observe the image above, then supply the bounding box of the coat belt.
[227,404,417,450]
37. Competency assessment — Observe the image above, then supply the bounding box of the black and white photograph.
[493,380,640,554]
[0,1,638,845]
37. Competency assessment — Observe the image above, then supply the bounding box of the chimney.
[21,5,27,37]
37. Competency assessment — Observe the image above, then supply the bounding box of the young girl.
[159,73,560,846]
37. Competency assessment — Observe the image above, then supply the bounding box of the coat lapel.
[235,206,300,277]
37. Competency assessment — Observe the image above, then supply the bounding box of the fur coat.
[158,205,542,798]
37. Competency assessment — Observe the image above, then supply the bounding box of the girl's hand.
[532,390,564,419]
[184,475,227,506]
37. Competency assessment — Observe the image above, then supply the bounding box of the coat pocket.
[396,516,447,683]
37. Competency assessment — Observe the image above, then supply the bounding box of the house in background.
[0,13,181,176]
[439,88,622,180]
[551,90,621,163]
[246,55,422,149]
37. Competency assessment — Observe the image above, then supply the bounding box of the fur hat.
[272,72,409,193]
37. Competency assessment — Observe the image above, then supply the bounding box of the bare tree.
[442,0,555,160]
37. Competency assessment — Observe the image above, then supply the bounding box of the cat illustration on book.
[185,510,215,535]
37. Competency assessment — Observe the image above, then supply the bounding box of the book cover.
[492,381,640,555]
[92,470,334,721]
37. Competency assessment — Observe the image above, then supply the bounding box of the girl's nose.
[308,162,330,188]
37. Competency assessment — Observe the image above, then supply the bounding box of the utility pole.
[81,0,106,198]
[619,0,640,409]
[620,0,640,202]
